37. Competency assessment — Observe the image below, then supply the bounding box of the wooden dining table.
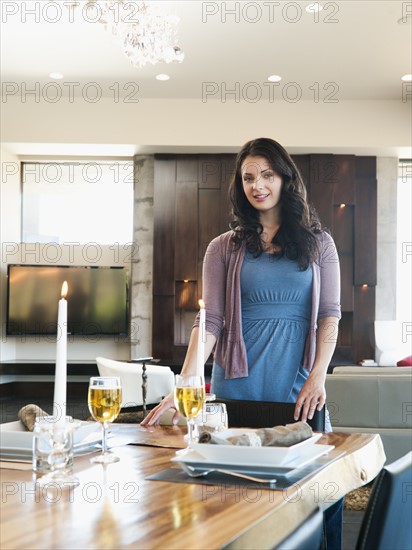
[0,425,385,550]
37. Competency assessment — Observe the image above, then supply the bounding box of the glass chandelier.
[96,1,184,68]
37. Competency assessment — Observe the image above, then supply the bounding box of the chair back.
[356,451,412,550]
[274,506,323,549]
[216,398,325,431]
[95,357,174,408]
[374,320,410,366]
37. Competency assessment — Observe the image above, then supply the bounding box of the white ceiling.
[1,0,411,100]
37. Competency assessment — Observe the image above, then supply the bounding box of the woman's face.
[241,155,283,215]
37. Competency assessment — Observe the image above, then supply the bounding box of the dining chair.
[355,450,412,550]
[95,356,174,411]
[215,398,325,431]
[273,506,324,549]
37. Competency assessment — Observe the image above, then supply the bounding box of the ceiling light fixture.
[94,0,184,68]
[156,74,170,81]
[401,74,412,81]
[49,72,64,79]
[305,3,323,13]
[267,75,282,82]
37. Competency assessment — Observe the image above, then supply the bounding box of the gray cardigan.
[194,230,341,379]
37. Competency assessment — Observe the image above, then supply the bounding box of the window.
[397,161,412,327]
[22,161,134,245]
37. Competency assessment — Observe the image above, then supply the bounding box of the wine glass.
[174,374,205,446]
[88,377,122,464]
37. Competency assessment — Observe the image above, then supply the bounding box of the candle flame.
[199,299,205,309]
[61,281,68,299]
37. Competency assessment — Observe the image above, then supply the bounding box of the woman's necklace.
[261,227,281,253]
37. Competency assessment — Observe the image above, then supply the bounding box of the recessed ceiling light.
[49,72,63,80]
[267,75,282,82]
[401,74,412,82]
[156,74,170,81]
[306,3,323,13]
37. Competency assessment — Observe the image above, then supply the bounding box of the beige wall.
[2,98,410,157]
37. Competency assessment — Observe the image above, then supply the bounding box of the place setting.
[147,373,342,490]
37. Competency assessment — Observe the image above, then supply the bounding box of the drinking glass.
[88,377,122,464]
[34,416,81,487]
[199,402,229,433]
[174,374,205,446]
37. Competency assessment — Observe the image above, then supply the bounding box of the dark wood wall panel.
[153,159,176,295]
[153,153,377,365]
[153,154,235,363]
[198,156,221,189]
[198,188,222,301]
[333,155,355,204]
[220,156,235,233]
[353,286,376,361]
[310,154,335,231]
[354,157,377,286]
[337,312,353,347]
[175,180,198,281]
[333,205,354,312]
[152,296,175,361]
[199,189,221,259]
[176,157,198,182]
[292,155,310,193]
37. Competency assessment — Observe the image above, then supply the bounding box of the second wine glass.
[174,374,205,446]
[88,376,122,464]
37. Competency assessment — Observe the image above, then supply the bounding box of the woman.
[142,138,342,550]
[142,137,341,427]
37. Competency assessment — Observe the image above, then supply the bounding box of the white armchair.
[374,320,411,366]
[95,357,174,409]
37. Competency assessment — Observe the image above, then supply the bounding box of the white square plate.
[171,443,335,476]
[189,431,324,467]
[0,420,100,452]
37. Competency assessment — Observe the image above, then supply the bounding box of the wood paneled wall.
[153,153,377,365]
[153,155,235,363]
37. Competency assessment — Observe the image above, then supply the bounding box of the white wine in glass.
[174,374,205,445]
[88,377,122,464]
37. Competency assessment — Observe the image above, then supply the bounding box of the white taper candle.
[53,281,68,428]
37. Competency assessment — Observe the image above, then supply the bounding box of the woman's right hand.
[140,392,179,427]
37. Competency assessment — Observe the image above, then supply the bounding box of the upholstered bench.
[325,366,412,463]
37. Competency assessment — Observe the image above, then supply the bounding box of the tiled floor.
[1,395,365,549]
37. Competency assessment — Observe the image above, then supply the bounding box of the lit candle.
[53,281,68,428]
[197,299,206,374]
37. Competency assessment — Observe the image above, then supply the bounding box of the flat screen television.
[6,264,129,336]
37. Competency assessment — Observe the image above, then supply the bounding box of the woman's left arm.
[295,233,341,422]
[294,316,339,422]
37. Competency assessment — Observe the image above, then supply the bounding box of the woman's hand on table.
[294,371,326,423]
[140,393,179,426]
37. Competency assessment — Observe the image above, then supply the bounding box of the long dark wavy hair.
[229,137,322,270]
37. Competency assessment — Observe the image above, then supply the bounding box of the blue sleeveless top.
[211,251,313,402]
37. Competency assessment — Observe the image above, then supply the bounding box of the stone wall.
[376,157,398,321]
[130,155,154,359]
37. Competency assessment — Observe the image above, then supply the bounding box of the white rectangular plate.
[189,431,323,467]
[172,443,335,476]
[0,420,101,452]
